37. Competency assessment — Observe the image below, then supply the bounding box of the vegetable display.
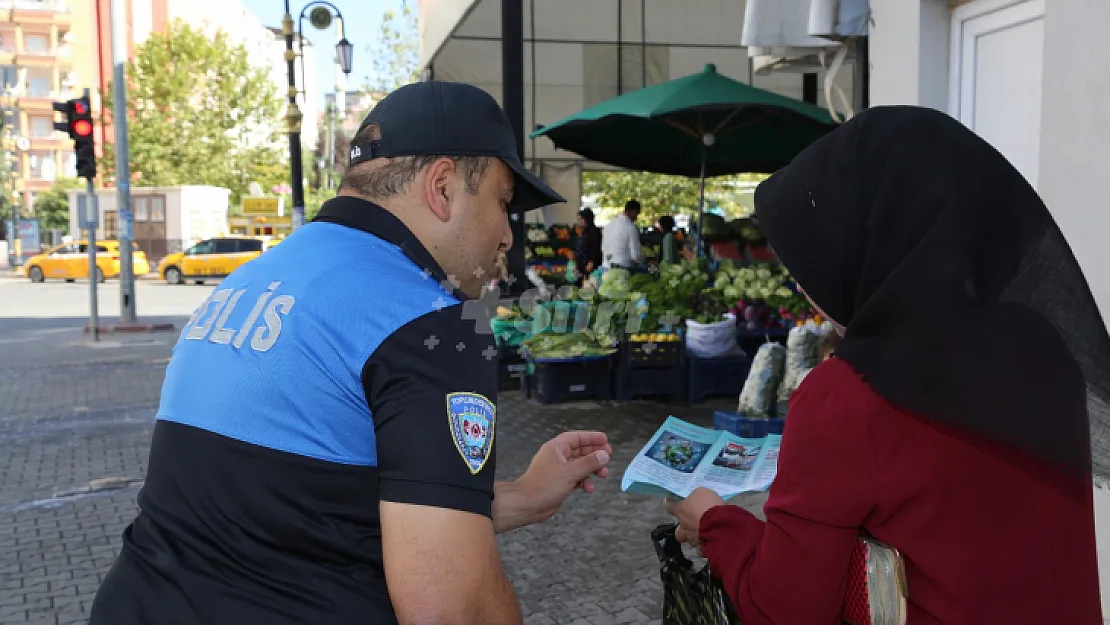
[498,256,815,362]
[521,329,618,360]
[711,259,810,317]
[526,230,549,243]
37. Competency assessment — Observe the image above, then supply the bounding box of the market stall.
[525,223,575,287]
[493,254,825,406]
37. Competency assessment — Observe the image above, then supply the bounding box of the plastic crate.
[614,335,685,401]
[498,346,528,391]
[621,335,684,368]
[614,365,686,402]
[686,353,752,404]
[524,354,614,404]
[712,411,785,438]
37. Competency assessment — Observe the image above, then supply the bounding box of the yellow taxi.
[158,236,267,285]
[24,240,150,283]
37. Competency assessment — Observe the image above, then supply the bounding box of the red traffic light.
[74,100,89,115]
[72,119,93,137]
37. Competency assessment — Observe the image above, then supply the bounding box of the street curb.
[84,323,177,334]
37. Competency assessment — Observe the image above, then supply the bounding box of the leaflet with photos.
[621,416,782,499]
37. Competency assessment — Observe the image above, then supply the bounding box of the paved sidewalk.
[0,321,763,625]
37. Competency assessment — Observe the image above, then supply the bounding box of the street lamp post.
[282,1,353,230]
[0,91,17,271]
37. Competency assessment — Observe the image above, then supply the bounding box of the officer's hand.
[516,431,612,522]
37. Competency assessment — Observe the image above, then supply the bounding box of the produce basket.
[547,224,578,245]
[686,352,752,404]
[524,353,615,404]
[528,242,561,261]
[622,331,684,368]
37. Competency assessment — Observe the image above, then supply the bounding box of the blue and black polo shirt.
[89,196,500,625]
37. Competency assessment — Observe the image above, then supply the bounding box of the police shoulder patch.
[446,392,497,475]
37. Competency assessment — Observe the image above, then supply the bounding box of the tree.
[581,171,770,223]
[364,5,421,95]
[102,20,288,206]
[34,178,86,234]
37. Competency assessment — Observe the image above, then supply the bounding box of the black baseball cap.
[348,81,565,212]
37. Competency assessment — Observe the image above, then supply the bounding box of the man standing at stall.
[602,199,646,270]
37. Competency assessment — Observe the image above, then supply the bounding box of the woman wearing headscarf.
[666,106,1110,624]
[574,208,603,286]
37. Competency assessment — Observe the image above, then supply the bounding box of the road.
[0,276,765,625]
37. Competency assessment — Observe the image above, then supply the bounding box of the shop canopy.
[530,63,839,253]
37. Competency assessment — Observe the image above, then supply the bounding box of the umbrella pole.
[696,144,707,259]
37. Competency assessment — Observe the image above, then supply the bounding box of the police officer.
[89,81,613,625]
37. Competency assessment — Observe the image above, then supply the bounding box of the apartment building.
[0,0,96,213]
[323,90,381,137]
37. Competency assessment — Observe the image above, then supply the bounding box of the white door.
[949,0,1045,188]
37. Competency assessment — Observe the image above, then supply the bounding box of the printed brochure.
[621,416,782,499]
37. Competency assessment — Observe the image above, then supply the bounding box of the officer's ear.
[422,157,456,223]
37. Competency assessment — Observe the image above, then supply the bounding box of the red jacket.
[699,357,1102,625]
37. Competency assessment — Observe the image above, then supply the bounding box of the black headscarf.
[755,106,1110,482]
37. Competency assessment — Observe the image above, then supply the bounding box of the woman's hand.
[665,487,726,548]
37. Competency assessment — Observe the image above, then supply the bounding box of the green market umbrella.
[530,63,839,255]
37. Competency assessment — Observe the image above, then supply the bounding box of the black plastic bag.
[652,523,742,625]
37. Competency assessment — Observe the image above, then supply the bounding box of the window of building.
[0,32,14,54]
[28,153,43,178]
[23,34,48,55]
[28,152,55,180]
[149,196,165,222]
[30,117,52,138]
[133,195,166,222]
[0,65,15,90]
[27,72,50,97]
[104,211,119,239]
[134,196,149,221]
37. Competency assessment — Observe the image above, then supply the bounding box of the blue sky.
[239,0,407,106]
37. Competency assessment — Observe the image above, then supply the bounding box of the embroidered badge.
[446,392,497,474]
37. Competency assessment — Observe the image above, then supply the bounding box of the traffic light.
[52,92,96,180]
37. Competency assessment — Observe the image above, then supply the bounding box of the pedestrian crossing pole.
[84,178,99,342]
